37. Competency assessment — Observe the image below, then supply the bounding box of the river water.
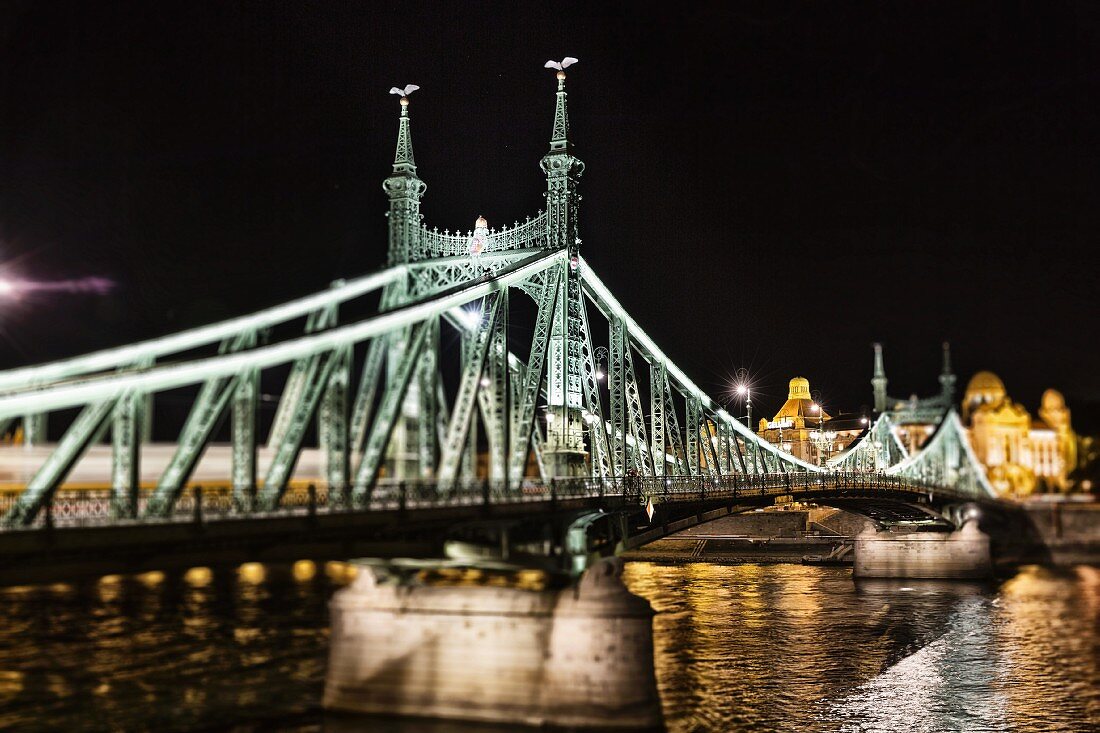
[0,561,1096,732]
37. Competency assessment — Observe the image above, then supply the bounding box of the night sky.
[1,1,1098,428]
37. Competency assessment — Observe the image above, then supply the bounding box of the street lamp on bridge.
[734,367,752,430]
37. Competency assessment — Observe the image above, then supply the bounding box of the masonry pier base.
[323,557,663,730]
[853,521,992,579]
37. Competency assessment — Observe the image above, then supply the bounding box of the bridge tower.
[381,92,428,480]
[872,342,888,413]
[540,67,588,477]
[938,341,956,405]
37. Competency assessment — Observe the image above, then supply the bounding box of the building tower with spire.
[939,341,957,404]
[872,343,888,413]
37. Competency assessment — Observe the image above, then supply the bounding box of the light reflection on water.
[0,562,1095,732]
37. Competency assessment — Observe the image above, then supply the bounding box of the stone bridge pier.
[853,518,992,579]
[323,556,663,729]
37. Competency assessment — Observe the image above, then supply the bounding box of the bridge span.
[0,60,1047,731]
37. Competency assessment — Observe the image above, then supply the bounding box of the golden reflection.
[137,571,165,587]
[47,673,71,698]
[238,562,266,584]
[324,561,359,584]
[49,582,74,597]
[0,670,24,699]
[292,560,316,582]
[185,566,213,586]
[97,574,122,603]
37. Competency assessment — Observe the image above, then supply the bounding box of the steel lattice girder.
[509,268,561,482]
[579,260,821,475]
[438,293,504,483]
[0,268,403,393]
[352,321,431,501]
[621,338,653,475]
[0,251,564,421]
[577,292,611,478]
[258,349,341,508]
[269,307,338,450]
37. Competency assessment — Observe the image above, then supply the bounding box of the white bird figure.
[388,84,420,97]
[544,57,578,71]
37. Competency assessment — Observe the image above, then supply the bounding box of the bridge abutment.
[853,520,992,579]
[323,557,662,729]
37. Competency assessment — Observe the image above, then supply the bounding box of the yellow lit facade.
[962,372,1076,495]
[757,377,862,465]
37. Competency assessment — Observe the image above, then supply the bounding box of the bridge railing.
[0,470,955,532]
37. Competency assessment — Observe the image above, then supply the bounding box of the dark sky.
[1,1,1098,426]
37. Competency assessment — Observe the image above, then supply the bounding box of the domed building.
[757,377,864,465]
[962,372,1076,495]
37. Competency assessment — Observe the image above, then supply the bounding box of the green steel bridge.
[0,64,1008,580]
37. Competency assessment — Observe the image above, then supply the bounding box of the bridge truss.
[0,67,995,531]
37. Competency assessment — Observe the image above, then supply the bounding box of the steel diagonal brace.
[438,293,504,484]
[3,400,115,527]
[664,381,688,475]
[349,336,387,457]
[622,342,653,476]
[509,268,561,482]
[477,291,509,484]
[577,293,611,478]
[145,332,256,516]
[268,306,337,450]
[146,374,241,516]
[257,348,341,508]
[321,345,352,494]
[351,322,430,503]
[701,412,721,476]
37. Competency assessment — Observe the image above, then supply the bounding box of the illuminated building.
[756,377,863,465]
[962,372,1076,495]
[872,343,1077,496]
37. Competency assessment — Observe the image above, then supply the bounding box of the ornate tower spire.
[393,97,416,172]
[540,58,584,255]
[541,58,587,477]
[383,86,425,265]
[939,341,957,404]
[872,343,888,413]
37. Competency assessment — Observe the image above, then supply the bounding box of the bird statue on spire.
[544,57,578,71]
[388,84,420,104]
